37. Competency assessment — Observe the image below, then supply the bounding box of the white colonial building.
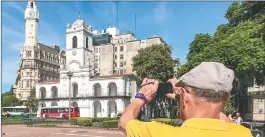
[36,74,137,118]
[35,11,139,118]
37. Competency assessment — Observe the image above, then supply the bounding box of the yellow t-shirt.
[126,118,252,137]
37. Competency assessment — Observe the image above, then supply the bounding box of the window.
[86,37,89,48]
[115,47,117,52]
[114,62,117,67]
[51,108,59,113]
[26,81,29,87]
[114,55,117,59]
[95,48,98,53]
[95,56,98,61]
[120,54,124,59]
[26,51,31,57]
[120,46,124,51]
[94,63,98,68]
[27,72,30,76]
[72,36,77,48]
[30,2,33,8]
[120,69,124,74]
[98,48,100,53]
[124,69,126,73]
[120,62,123,67]
[124,61,126,66]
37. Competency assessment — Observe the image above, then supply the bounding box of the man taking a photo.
[118,62,252,137]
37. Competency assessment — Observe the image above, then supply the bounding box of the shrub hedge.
[2,118,25,125]
[102,120,119,128]
[76,118,93,127]
[92,117,117,122]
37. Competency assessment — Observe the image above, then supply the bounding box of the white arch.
[72,83,78,97]
[108,82,117,96]
[51,86,58,98]
[93,83,101,96]
[107,100,117,118]
[93,100,101,117]
[72,36,77,48]
[39,87,46,99]
[71,101,78,107]
[51,102,58,106]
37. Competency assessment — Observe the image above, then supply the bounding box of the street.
[2,125,125,137]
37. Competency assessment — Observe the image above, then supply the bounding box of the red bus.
[40,106,80,118]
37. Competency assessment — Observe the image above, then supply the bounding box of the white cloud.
[38,20,64,47]
[2,12,23,31]
[6,2,24,14]
[2,57,20,85]
[154,2,172,23]
[2,26,24,40]
[2,2,65,87]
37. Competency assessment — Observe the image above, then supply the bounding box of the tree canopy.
[1,90,19,107]
[132,43,177,118]
[177,1,265,84]
[132,44,176,85]
[176,1,265,113]
[25,88,39,113]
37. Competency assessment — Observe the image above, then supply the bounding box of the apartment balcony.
[248,86,265,95]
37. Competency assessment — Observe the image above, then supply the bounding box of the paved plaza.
[2,125,126,137]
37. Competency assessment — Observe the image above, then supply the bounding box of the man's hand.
[118,78,159,135]
[138,78,159,102]
[166,78,182,99]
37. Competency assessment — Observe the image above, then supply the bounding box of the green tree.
[223,99,237,115]
[132,44,176,118]
[132,44,175,84]
[177,1,265,113]
[25,88,39,113]
[1,92,19,107]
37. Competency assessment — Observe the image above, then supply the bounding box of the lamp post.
[67,71,73,120]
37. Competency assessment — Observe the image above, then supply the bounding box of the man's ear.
[182,92,189,109]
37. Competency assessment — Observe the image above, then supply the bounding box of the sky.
[1,1,231,93]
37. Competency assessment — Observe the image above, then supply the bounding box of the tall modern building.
[12,0,65,101]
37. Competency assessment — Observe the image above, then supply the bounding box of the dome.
[72,18,84,28]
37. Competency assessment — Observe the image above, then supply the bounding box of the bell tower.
[24,0,39,46]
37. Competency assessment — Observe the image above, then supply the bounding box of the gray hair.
[191,87,230,103]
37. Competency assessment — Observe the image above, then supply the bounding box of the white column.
[117,99,125,113]
[102,100,108,117]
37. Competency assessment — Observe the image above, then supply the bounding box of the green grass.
[2,118,25,125]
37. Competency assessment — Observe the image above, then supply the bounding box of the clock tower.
[24,0,39,46]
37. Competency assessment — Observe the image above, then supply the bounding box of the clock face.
[72,51,77,56]
[29,11,35,17]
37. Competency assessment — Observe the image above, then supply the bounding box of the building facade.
[13,0,65,101]
[36,15,140,118]
[92,29,167,75]
[36,74,137,118]
[246,77,265,122]
[14,0,169,101]
[14,0,180,118]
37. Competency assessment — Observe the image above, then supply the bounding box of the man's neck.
[190,105,222,119]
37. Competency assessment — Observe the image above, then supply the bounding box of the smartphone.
[156,82,173,95]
